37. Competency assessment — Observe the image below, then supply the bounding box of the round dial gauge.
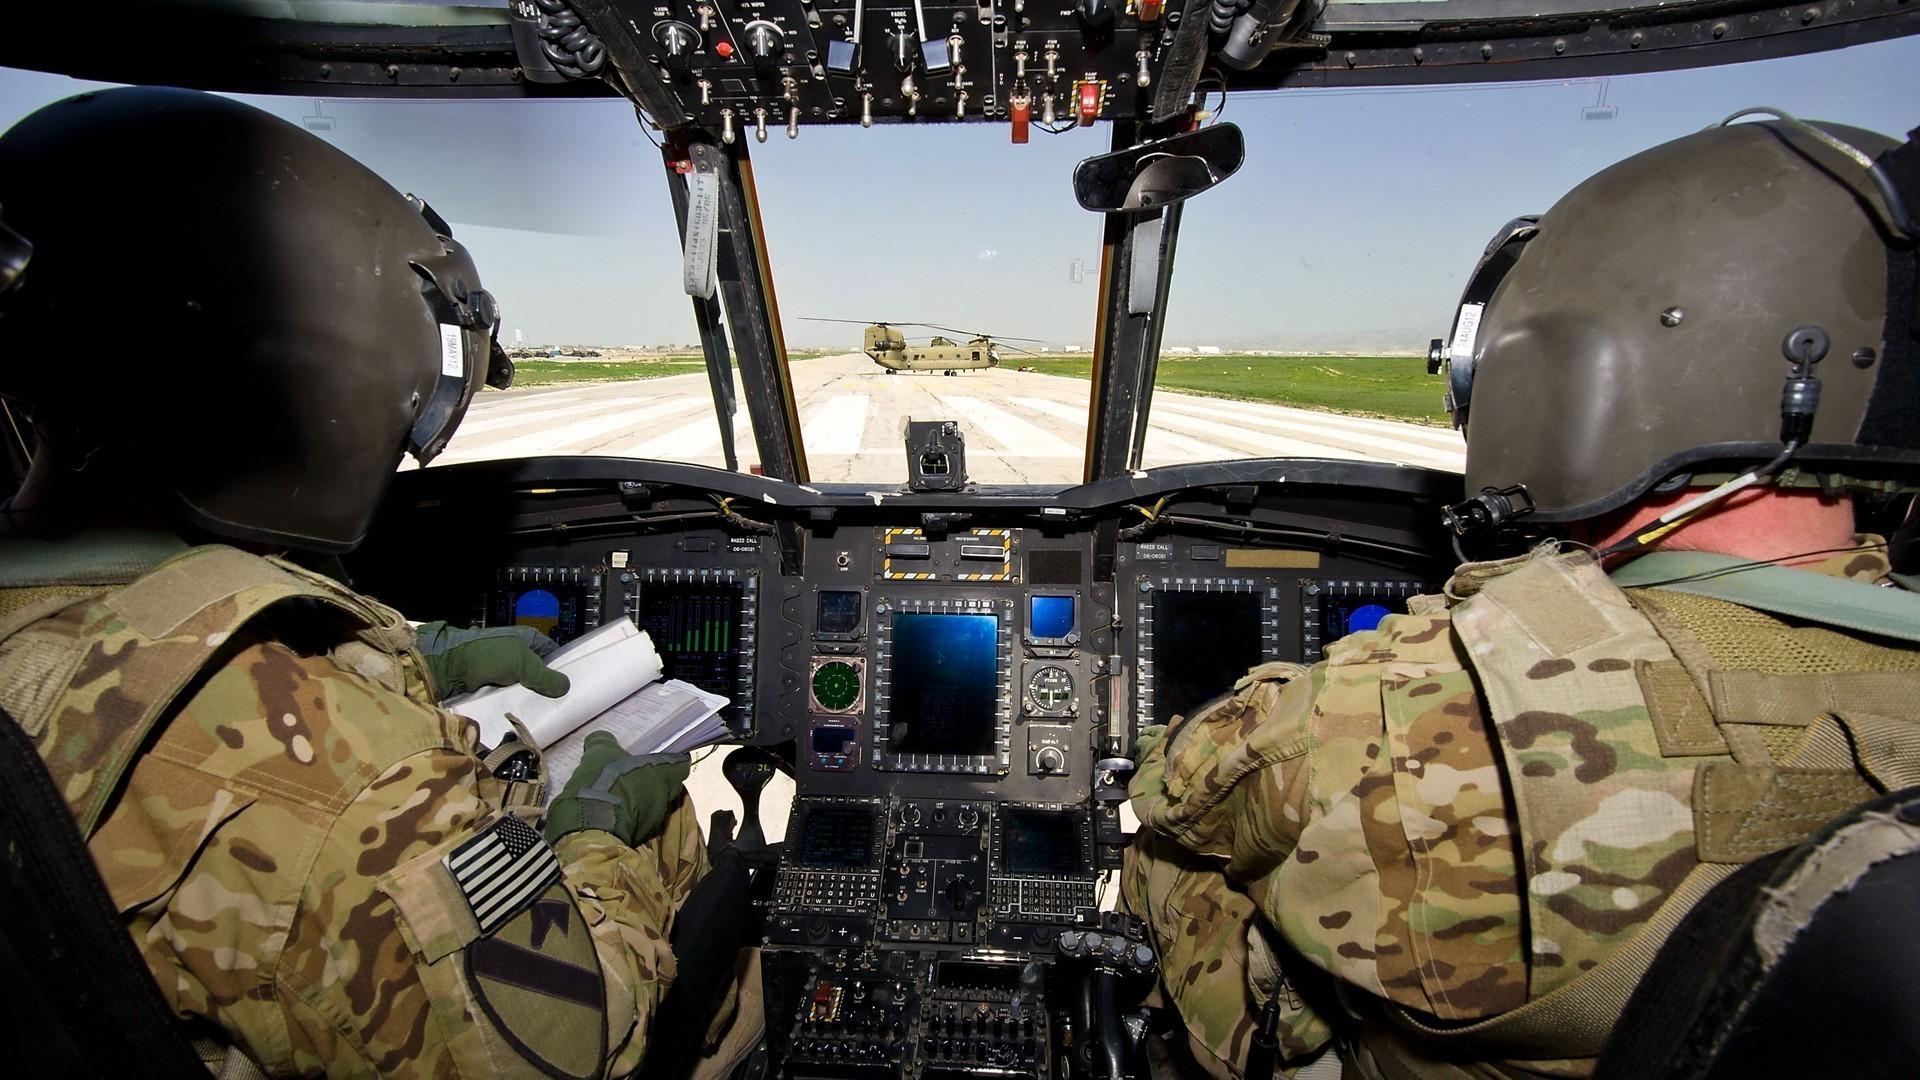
[1025,666,1074,716]
[811,660,862,713]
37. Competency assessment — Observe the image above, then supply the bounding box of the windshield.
[1,36,1912,486]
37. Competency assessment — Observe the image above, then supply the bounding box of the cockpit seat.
[1596,786,1920,1079]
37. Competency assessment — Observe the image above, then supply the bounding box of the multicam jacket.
[0,532,713,1078]
[1125,541,1920,1078]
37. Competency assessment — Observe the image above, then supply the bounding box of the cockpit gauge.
[810,657,865,714]
[1025,665,1075,717]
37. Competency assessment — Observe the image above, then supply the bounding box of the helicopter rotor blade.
[899,322,1046,343]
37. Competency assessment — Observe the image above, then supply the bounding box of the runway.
[427,353,1464,483]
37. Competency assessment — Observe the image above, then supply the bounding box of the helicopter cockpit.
[1,2,1916,1077]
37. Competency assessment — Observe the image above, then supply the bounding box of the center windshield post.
[661,135,741,472]
[672,135,812,484]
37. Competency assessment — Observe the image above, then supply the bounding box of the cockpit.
[1,2,1915,1077]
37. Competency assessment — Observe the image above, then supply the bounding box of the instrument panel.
[348,457,1457,1079]
[606,0,1201,138]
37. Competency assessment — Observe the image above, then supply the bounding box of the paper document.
[540,679,732,792]
[446,619,663,748]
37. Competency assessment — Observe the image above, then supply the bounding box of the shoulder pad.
[1322,610,1460,668]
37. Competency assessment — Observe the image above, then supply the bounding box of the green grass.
[1015,354,1448,425]
[507,352,827,388]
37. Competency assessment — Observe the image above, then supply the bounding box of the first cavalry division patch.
[445,815,562,933]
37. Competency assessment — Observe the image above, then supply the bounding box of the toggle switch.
[1076,81,1100,126]
[1009,94,1030,143]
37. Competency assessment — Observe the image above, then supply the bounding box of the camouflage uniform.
[1125,540,1920,1078]
[0,531,724,1077]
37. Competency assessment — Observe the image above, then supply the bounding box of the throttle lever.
[721,746,777,852]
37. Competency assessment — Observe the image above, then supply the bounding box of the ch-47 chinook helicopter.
[2,3,1918,1080]
[801,318,1043,374]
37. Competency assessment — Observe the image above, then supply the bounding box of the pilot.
[0,88,738,1076]
[1123,118,1920,1077]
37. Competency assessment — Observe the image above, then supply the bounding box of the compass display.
[811,659,864,714]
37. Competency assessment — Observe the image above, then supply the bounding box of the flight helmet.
[0,87,511,552]
[1434,116,1920,530]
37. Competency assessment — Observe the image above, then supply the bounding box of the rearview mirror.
[1072,124,1245,213]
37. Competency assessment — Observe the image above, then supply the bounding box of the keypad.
[778,870,881,913]
[991,877,1097,921]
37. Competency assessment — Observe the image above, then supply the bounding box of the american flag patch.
[445,816,562,934]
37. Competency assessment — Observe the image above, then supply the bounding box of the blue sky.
[1,34,1915,349]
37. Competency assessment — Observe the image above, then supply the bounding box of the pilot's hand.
[415,621,570,700]
[1133,724,1167,764]
[545,732,691,847]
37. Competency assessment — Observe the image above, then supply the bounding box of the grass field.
[1016,354,1447,425]
[509,353,826,388]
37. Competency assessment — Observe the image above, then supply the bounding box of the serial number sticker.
[439,324,465,377]
[1448,302,1485,363]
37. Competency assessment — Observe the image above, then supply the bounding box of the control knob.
[942,875,979,913]
[1035,745,1066,775]
[897,802,923,827]
[655,21,699,71]
[745,20,783,63]
[956,805,980,830]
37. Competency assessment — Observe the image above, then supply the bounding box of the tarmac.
[429,352,1466,484]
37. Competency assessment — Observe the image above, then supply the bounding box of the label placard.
[439,324,465,377]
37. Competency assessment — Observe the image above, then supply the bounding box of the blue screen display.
[1344,603,1392,634]
[889,613,999,755]
[1029,595,1076,639]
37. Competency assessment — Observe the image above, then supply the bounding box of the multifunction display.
[1136,578,1285,729]
[482,566,601,646]
[630,567,758,729]
[872,599,1013,775]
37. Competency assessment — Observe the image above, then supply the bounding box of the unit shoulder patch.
[465,881,608,1080]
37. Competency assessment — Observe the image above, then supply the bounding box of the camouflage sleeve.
[551,794,712,1076]
[1128,661,1322,877]
[1123,664,1330,1076]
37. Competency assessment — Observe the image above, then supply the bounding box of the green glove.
[1133,724,1168,764]
[415,621,569,700]
[545,731,691,846]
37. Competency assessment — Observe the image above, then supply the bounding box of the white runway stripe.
[455,396,709,459]
[1144,408,1376,461]
[933,395,1082,458]
[1011,397,1241,463]
[456,395,654,436]
[1152,399,1463,469]
[1162,393,1466,452]
[605,408,752,460]
[801,394,872,455]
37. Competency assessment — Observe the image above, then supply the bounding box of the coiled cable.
[532,0,607,78]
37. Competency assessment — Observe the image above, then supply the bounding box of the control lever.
[722,746,777,852]
[915,0,950,72]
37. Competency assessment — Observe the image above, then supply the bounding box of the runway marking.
[604,408,752,460]
[933,395,1082,458]
[1158,393,1466,452]
[1151,399,1463,469]
[1143,408,1376,461]
[1011,396,1242,463]
[801,394,872,455]
[446,395,710,460]
[455,396,653,436]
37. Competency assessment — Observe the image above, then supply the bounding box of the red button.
[1139,0,1164,19]
[714,40,734,59]
[1010,98,1031,144]
[1077,82,1100,126]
